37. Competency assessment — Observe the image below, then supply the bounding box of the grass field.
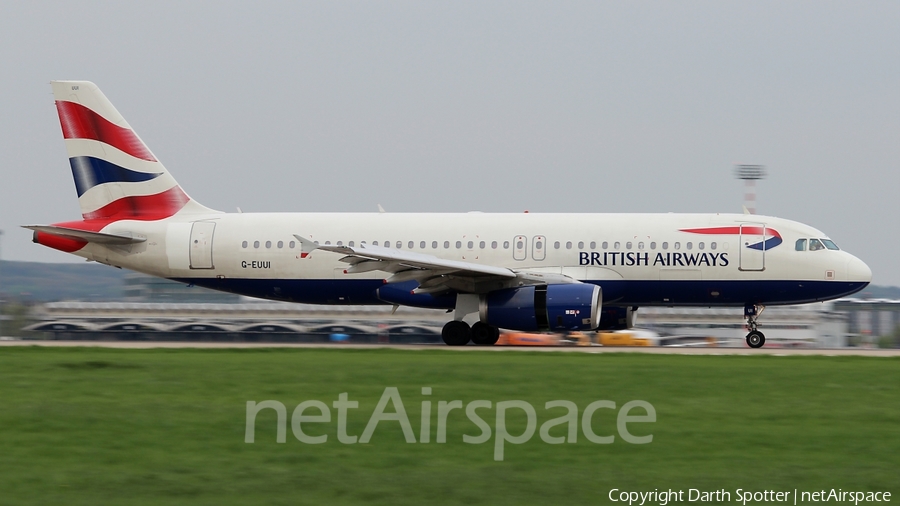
[0,347,897,505]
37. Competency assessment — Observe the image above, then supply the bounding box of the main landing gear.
[744,304,766,348]
[441,321,500,346]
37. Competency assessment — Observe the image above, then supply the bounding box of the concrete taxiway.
[1,340,898,356]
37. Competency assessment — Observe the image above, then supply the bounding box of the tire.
[746,330,765,349]
[471,322,500,346]
[442,320,472,346]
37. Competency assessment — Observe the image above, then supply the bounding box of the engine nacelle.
[479,284,602,332]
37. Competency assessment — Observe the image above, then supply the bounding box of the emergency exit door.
[190,221,216,269]
[513,236,527,261]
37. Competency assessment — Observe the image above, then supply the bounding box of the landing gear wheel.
[442,321,472,346]
[471,322,500,346]
[746,330,765,349]
[744,304,766,349]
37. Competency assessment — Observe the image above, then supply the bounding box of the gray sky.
[1,2,898,285]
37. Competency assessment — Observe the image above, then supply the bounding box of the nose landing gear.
[744,304,766,348]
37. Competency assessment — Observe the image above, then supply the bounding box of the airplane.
[25,81,872,348]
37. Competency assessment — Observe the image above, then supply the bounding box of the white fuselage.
[67,211,871,308]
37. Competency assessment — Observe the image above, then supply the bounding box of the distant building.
[834,299,900,341]
[637,302,849,348]
[20,293,900,348]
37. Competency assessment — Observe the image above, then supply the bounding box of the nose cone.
[847,256,872,284]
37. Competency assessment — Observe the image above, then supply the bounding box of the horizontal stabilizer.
[23,225,146,245]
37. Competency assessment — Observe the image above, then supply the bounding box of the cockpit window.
[821,239,840,251]
[808,238,825,251]
[795,239,807,251]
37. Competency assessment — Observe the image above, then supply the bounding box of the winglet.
[293,235,319,258]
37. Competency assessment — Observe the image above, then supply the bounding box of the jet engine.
[479,284,601,332]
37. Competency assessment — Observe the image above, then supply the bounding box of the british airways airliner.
[26,81,872,348]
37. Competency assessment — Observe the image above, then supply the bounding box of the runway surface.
[1,340,898,356]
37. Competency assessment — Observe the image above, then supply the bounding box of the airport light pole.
[734,165,766,214]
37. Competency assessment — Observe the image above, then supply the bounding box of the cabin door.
[739,223,766,271]
[189,221,216,269]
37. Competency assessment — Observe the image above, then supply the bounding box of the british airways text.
[579,251,729,267]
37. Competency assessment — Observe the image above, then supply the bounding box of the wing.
[293,235,578,294]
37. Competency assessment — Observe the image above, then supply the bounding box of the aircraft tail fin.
[51,81,218,221]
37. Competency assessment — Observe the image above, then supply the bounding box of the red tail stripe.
[37,187,191,253]
[82,186,190,220]
[34,231,88,253]
[56,101,157,162]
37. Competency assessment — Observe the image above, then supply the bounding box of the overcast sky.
[1,2,898,286]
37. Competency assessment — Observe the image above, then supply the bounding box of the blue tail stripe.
[70,156,162,197]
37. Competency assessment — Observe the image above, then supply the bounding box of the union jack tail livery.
[51,80,215,220]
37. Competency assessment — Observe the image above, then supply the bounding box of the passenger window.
[324,241,331,245]
[396,241,403,249]
[468,241,474,249]
[686,242,692,250]
[590,241,596,249]
[795,239,807,251]
[809,239,825,251]
[535,240,542,249]
[277,241,284,249]
[578,241,584,249]
[289,241,296,249]
[444,241,450,249]
[242,241,248,248]
[503,241,510,249]
[626,242,632,249]
[349,241,355,247]
[479,241,485,249]
[566,241,572,249]
[517,240,524,249]
[602,241,608,249]
[456,241,462,249]
[698,242,704,250]
[674,242,680,250]
[491,241,498,249]
[266,241,272,249]
[710,242,716,250]
[638,242,644,250]
[431,241,437,249]
[419,241,426,249]
[408,241,414,249]
[614,242,620,249]
[650,242,656,250]
[372,241,379,246]
[254,241,260,248]
[554,241,560,249]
